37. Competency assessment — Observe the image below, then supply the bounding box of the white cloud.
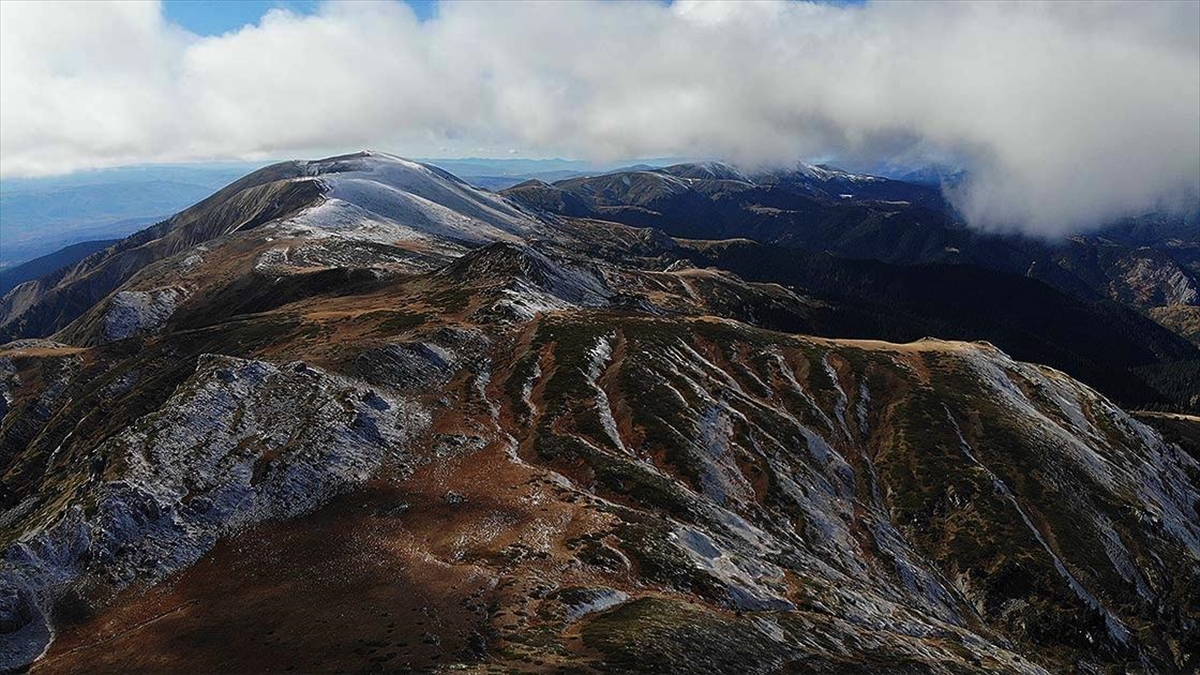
[1,0,1197,235]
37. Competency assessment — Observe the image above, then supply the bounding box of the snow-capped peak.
[289,151,537,245]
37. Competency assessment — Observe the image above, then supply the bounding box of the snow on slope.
[279,151,537,247]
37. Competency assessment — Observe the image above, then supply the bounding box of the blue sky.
[163,0,439,35]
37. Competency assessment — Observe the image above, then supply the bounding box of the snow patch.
[101,287,187,342]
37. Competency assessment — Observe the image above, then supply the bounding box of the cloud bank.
[1,0,1197,235]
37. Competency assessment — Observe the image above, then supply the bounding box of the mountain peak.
[656,161,750,182]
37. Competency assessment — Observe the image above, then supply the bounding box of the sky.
[1,0,1197,235]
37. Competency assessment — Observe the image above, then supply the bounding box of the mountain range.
[1,152,1197,673]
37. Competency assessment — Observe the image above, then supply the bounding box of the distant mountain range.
[505,161,1200,353]
[2,152,1197,673]
[420,157,678,191]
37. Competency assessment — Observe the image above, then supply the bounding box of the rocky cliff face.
[0,153,1197,673]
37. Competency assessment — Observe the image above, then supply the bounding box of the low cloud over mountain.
[2,0,1197,234]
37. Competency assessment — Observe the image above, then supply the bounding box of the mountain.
[503,163,1200,340]
[0,161,321,342]
[1,152,1198,673]
[672,239,1199,412]
[503,161,966,258]
[0,151,541,343]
